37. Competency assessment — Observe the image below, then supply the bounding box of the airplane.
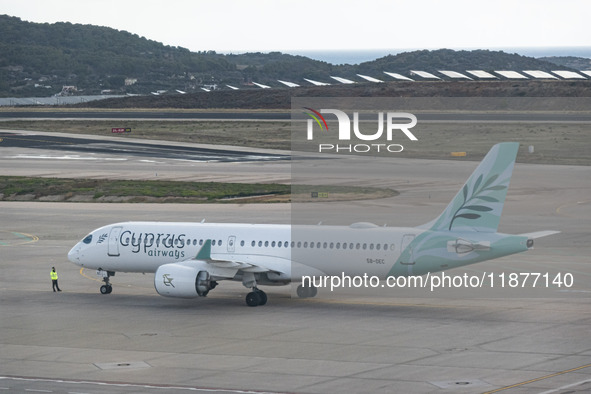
[68,142,558,306]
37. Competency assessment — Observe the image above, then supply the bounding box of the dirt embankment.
[76,81,591,109]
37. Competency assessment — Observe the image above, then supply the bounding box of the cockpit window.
[82,234,93,244]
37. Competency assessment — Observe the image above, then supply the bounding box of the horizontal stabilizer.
[519,230,561,239]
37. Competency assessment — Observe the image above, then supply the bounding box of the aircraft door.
[108,226,122,257]
[400,234,415,265]
[227,236,236,253]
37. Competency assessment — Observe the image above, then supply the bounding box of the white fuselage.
[68,221,423,281]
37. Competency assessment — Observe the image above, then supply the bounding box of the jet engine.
[154,262,215,298]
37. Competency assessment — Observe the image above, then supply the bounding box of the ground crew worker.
[51,267,61,292]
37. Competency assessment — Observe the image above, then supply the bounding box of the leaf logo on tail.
[448,173,505,230]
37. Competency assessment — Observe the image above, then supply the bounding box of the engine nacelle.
[154,262,214,298]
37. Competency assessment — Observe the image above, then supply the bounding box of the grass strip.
[0,176,397,203]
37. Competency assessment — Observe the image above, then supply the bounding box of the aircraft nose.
[68,244,80,264]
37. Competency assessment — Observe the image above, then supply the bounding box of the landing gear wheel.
[100,285,112,294]
[297,284,317,298]
[245,288,267,306]
[98,270,115,295]
[246,291,261,307]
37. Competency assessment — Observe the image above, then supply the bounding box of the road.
[0,131,290,164]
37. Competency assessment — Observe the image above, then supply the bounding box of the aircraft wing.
[192,239,289,275]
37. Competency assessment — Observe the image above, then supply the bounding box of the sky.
[1,0,589,55]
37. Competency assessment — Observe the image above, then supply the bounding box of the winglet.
[196,239,212,260]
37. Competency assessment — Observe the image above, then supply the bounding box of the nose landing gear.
[97,269,115,294]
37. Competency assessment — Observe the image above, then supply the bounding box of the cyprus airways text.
[120,230,186,259]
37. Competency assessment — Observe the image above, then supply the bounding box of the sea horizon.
[253,47,591,65]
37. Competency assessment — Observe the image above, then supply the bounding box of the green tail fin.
[422,142,519,233]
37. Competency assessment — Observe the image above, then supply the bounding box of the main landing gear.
[246,288,268,307]
[97,269,115,294]
[242,272,267,307]
[297,284,317,298]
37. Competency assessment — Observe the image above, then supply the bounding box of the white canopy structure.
[383,72,414,81]
[252,82,271,89]
[226,85,239,90]
[581,71,591,77]
[356,74,383,83]
[277,80,300,87]
[466,70,497,79]
[495,71,528,79]
[522,70,558,79]
[551,70,587,79]
[330,76,356,84]
[438,70,473,80]
[304,78,330,86]
[410,70,441,79]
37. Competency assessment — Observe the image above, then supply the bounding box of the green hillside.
[0,15,234,96]
[0,15,578,98]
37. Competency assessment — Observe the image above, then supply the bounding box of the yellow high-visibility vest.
[50,271,58,280]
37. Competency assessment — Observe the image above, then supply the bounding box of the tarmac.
[0,130,590,393]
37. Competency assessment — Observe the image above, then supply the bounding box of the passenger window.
[304,242,308,248]
[370,244,374,250]
[264,241,269,247]
[363,243,367,250]
[376,243,381,250]
[199,239,203,245]
[356,243,361,249]
[258,241,262,247]
[343,243,347,250]
[240,240,245,247]
[297,241,301,248]
[330,242,334,249]
[336,243,340,249]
